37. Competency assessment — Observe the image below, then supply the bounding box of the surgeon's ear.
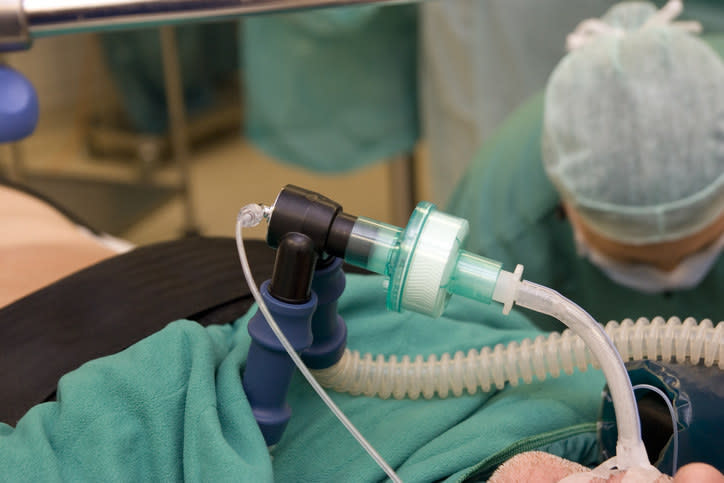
[561,202,584,230]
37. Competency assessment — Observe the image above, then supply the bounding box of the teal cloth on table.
[241,5,419,172]
[447,61,724,332]
[0,275,605,482]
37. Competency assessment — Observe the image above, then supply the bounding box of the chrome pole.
[19,0,406,41]
[0,0,27,51]
[159,25,199,236]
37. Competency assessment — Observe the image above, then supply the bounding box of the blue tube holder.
[242,280,317,446]
[303,258,348,369]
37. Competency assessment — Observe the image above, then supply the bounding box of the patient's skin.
[489,451,724,483]
[0,186,116,307]
[488,451,590,482]
[672,463,724,483]
[564,203,724,272]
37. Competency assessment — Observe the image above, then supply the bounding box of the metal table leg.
[387,152,418,226]
[160,25,199,236]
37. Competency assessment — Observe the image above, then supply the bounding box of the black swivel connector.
[267,185,357,258]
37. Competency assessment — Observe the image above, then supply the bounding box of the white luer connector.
[492,264,524,314]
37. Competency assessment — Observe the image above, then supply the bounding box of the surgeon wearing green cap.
[449,1,724,331]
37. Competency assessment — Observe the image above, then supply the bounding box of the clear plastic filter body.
[345,202,502,317]
[449,252,502,303]
[345,216,403,276]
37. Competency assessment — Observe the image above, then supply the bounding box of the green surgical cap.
[542,1,724,244]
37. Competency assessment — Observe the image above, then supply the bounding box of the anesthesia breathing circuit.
[235,185,723,482]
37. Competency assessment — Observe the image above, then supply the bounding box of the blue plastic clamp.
[242,281,317,446]
[0,66,39,143]
[302,257,348,369]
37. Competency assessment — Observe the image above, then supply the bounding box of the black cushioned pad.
[0,236,276,426]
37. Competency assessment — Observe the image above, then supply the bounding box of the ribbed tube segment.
[313,317,723,400]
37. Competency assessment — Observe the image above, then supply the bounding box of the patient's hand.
[489,451,724,483]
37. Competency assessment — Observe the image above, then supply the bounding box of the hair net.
[542,1,724,245]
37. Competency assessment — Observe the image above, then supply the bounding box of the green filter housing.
[345,202,502,317]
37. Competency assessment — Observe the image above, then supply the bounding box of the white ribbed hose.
[314,316,723,400]
[313,314,722,468]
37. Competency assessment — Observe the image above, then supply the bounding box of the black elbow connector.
[266,185,357,258]
[269,232,318,303]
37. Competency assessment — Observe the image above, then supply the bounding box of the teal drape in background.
[241,5,419,172]
[101,23,238,134]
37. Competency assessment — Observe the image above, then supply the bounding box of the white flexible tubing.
[235,206,402,483]
[313,316,723,400]
[316,292,724,469]
[513,281,648,470]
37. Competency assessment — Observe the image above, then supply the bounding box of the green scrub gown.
[447,89,724,332]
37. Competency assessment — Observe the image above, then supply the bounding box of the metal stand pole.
[9,142,25,180]
[387,152,418,226]
[159,25,199,237]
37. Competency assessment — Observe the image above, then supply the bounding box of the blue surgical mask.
[573,230,724,294]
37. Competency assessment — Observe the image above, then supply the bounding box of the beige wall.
[4,34,431,245]
[5,34,116,119]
